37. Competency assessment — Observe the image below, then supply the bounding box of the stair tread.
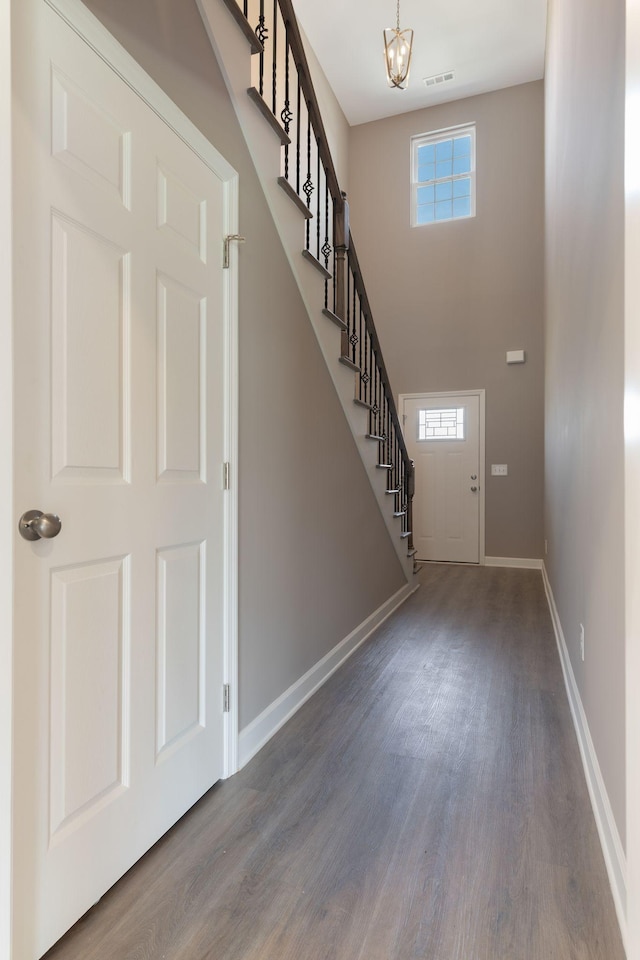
[322,307,347,331]
[354,398,373,410]
[407,548,418,558]
[393,511,407,517]
[386,488,400,495]
[220,0,264,54]
[301,248,332,280]
[400,531,412,539]
[339,356,360,372]
[376,463,393,469]
[366,434,385,442]
[278,177,313,219]
[247,87,290,145]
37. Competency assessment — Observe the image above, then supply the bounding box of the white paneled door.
[12,2,237,956]
[403,394,482,563]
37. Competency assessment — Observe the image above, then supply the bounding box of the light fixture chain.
[397,0,400,30]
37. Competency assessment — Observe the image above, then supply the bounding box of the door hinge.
[223,461,230,490]
[223,684,230,713]
[223,234,246,269]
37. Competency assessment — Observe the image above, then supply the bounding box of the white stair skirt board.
[484,556,544,569]
[239,581,419,768]
[542,563,627,951]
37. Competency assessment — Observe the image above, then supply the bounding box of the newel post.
[333,190,350,357]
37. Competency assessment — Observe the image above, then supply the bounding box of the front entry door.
[12,2,235,956]
[403,394,481,563]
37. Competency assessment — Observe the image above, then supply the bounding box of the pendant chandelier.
[383,0,414,90]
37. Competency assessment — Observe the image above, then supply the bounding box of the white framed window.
[411,123,475,226]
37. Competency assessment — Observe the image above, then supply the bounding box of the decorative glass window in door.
[418,407,465,440]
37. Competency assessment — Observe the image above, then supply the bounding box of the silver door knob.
[471,474,477,480]
[18,510,62,541]
[470,486,478,493]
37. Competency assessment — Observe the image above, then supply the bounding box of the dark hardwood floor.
[45,564,625,960]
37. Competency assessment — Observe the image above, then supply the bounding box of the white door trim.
[3,2,240,950]
[399,389,486,564]
[625,5,640,955]
[0,1,14,955]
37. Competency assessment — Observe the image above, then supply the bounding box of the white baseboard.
[484,556,543,569]
[238,581,419,769]
[542,563,627,950]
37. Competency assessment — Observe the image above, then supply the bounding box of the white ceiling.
[293,0,548,126]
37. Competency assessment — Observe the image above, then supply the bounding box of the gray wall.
[348,82,545,560]
[83,0,406,729]
[545,0,626,844]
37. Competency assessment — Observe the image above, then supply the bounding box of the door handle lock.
[471,474,477,480]
[470,486,478,493]
[18,510,62,541]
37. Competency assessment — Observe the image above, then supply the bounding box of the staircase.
[196,0,417,577]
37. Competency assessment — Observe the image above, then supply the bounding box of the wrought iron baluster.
[377,368,382,444]
[281,26,293,180]
[316,147,321,260]
[394,431,400,512]
[296,80,301,196]
[373,360,380,438]
[243,0,248,16]
[350,276,357,364]
[390,420,396,504]
[346,263,351,346]
[371,359,376,435]
[358,304,364,400]
[322,180,331,308]
[332,244,337,314]
[256,0,267,98]
[402,453,408,532]
[365,333,371,409]
[400,464,405,532]
[356,300,362,397]
[367,344,373,435]
[396,424,400,503]
[303,107,313,250]
[384,396,390,465]
[390,409,395,478]
[272,0,278,115]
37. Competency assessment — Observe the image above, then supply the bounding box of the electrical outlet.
[491,464,508,476]
[579,623,585,662]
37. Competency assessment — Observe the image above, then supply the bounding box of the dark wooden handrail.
[276,0,341,202]
[347,238,412,469]
[229,0,414,550]
[275,13,412,464]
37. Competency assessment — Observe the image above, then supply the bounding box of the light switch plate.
[491,464,508,476]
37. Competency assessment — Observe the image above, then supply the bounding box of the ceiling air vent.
[423,71,455,88]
